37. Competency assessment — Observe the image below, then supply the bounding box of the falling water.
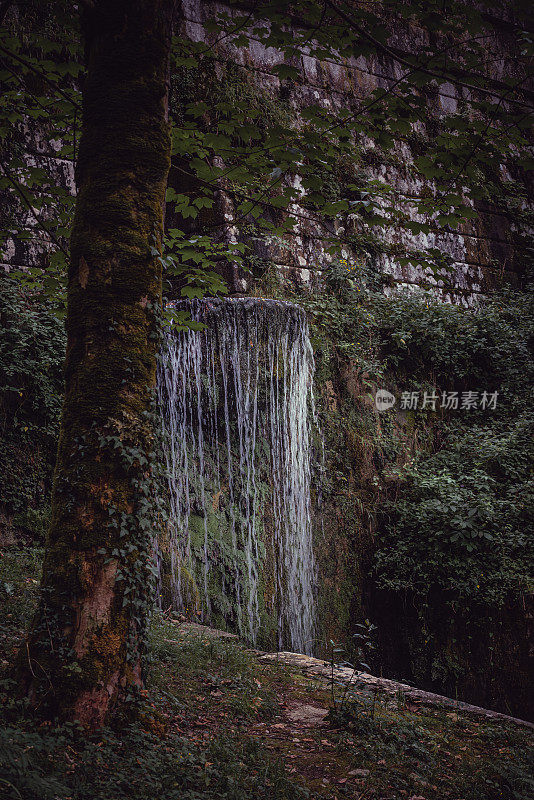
[157,297,317,655]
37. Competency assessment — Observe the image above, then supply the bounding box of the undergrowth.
[0,707,307,800]
[0,553,532,800]
[329,695,534,800]
[149,618,280,720]
[0,609,306,800]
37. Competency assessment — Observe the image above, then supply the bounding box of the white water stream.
[157,298,317,654]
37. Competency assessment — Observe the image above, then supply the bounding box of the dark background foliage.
[0,278,65,540]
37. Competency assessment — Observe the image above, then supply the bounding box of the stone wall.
[179,0,532,305]
[3,1,531,303]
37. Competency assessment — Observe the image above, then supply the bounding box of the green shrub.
[373,288,533,405]
[375,413,533,610]
[0,278,65,518]
[0,546,42,632]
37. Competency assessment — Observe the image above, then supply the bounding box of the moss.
[17,0,174,727]
[82,618,129,683]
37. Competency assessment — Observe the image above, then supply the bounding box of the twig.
[25,641,37,679]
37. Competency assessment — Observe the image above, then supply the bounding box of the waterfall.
[157,297,317,655]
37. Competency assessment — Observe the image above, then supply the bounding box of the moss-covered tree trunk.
[16,0,176,728]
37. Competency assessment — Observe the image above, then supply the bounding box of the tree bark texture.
[16,0,175,728]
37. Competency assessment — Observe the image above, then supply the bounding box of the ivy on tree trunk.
[16,0,176,728]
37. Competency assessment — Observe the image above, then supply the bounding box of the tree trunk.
[16,0,175,728]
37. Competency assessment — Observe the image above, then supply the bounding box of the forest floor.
[0,546,533,800]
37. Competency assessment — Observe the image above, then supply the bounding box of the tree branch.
[0,42,81,111]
